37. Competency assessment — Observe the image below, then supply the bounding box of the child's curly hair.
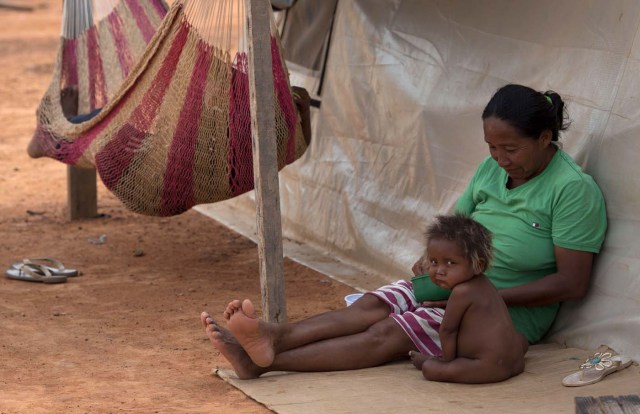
[425,214,493,274]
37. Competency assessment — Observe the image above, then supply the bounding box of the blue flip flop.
[5,263,68,284]
[11,258,78,277]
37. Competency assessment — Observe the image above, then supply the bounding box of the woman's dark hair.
[481,84,570,141]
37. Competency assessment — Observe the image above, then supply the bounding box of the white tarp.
[198,0,640,360]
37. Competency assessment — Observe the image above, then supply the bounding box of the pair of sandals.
[562,351,633,387]
[5,258,78,284]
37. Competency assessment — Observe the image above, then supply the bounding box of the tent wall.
[200,0,640,360]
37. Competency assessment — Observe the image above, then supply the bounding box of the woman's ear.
[539,129,553,146]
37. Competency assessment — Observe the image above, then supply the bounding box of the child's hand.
[409,351,442,370]
[420,299,448,309]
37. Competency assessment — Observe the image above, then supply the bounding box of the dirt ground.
[0,2,354,412]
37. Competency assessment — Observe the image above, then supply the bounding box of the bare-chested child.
[408,214,528,383]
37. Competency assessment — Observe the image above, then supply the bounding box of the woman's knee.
[365,319,413,355]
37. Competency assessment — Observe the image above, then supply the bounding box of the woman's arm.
[499,247,594,307]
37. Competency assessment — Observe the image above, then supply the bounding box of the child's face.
[426,238,476,289]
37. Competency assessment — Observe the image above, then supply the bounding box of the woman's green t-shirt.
[455,148,607,342]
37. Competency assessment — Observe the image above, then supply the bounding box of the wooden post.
[65,1,96,220]
[245,0,287,322]
[67,166,97,220]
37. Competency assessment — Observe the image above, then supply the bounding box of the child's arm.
[438,285,471,362]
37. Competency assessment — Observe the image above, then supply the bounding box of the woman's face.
[483,116,553,183]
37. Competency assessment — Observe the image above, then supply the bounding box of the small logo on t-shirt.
[532,222,540,228]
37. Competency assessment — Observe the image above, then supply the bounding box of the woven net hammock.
[31,0,308,216]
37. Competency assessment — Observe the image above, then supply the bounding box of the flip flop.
[5,263,68,284]
[11,257,78,277]
[562,352,633,387]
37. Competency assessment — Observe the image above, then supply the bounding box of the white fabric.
[200,0,640,360]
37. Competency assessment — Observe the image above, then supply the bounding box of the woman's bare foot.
[226,299,275,368]
[409,350,430,370]
[200,311,262,379]
[223,299,243,320]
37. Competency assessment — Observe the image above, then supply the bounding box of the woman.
[200,84,607,380]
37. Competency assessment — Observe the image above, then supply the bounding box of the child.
[409,214,528,383]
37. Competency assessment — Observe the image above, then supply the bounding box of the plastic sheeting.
[198,0,640,360]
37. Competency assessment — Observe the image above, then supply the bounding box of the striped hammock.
[31,0,307,216]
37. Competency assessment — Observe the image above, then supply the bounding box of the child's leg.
[421,357,513,384]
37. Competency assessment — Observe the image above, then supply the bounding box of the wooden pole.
[245,0,287,322]
[67,166,97,219]
[65,1,96,220]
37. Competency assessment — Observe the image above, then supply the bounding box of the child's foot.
[200,311,262,379]
[409,350,430,370]
[226,299,275,368]
[60,86,79,119]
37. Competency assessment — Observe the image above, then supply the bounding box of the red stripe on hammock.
[108,12,134,79]
[228,54,253,196]
[87,26,108,110]
[95,19,190,192]
[160,42,213,216]
[124,0,156,43]
[271,36,297,164]
[61,38,79,88]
